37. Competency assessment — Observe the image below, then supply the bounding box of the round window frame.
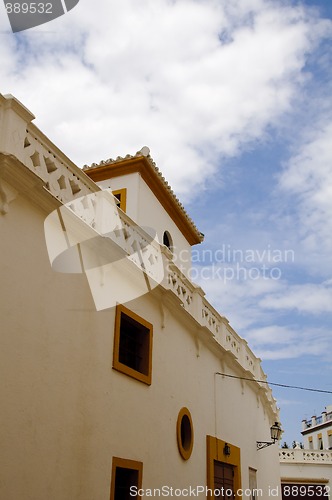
[177,407,194,460]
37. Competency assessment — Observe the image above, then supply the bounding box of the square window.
[110,457,143,500]
[113,305,153,385]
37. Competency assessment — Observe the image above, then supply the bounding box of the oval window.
[177,407,194,460]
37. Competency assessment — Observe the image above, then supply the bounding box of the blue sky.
[1,0,332,445]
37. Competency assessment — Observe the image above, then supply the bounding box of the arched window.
[163,231,173,251]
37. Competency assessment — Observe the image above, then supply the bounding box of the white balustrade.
[280,449,332,463]
[1,93,277,407]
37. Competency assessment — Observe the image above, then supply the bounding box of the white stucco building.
[279,406,332,499]
[301,405,332,450]
[0,93,283,500]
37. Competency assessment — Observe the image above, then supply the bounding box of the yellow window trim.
[85,158,203,245]
[328,430,332,436]
[317,433,322,439]
[177,407,194,460]
[113,304,153,386]
[110,456,143,500]
[206,435,242,500]
[112,188,127,212]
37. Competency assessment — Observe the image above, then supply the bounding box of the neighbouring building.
[1,93,282,500]
[279,406,332,499]
[302,405,332,450]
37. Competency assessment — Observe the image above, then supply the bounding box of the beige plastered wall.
[0,185,281,500]
[280,461,332,488]
[97,172,194,276]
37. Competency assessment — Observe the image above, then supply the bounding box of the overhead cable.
[215,372,332,394]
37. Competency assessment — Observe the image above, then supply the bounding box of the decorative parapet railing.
[22,128,95,204]
[163,261,273,403]
[303,411,332,430]
[0,94,97,205]
[201,295,258,374]
[0,94,277,413]
[166,266,194,310]
[280,449,332,464]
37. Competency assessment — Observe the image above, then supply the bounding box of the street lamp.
[257,422,282,450]
[223,443,231,456]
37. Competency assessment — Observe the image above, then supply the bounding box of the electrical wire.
[215,373,332,394]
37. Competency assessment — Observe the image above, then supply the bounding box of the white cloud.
[245,325,298,345]
[259,281,332,314]
[1,0,332,364]
[195,264,332,360]
[1,0,330,201]
[258,343,326,360]
[196,270,286,329]
[279,120,332,256]
[244,324,331,360]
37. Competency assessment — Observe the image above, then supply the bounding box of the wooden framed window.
[281,482,329,499]
[249,468,258,500]
[113,304,153,385]
[113,188,127,212]
[110,457,143,500]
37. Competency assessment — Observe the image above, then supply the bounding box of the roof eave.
[84,155,203,246]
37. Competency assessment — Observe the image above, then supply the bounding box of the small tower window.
[163,231,173,251]
[112,188,127,212]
